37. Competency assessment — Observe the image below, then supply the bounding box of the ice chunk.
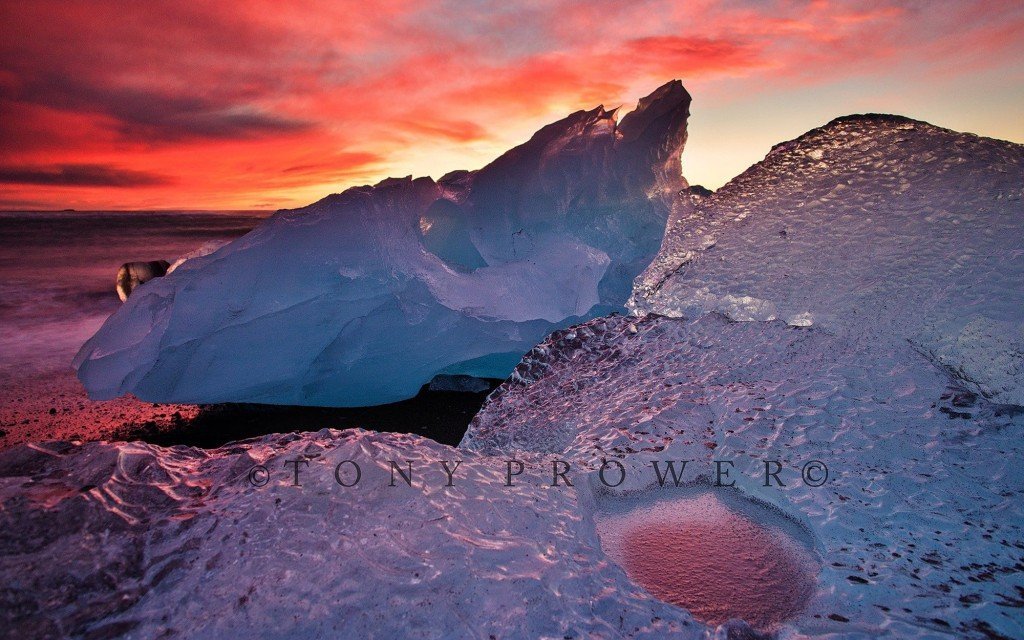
[0,429,706,638]
[785,312,813,327]
[630,114,1024,405]
[464,313,1024,638]
[166,239,230,273]
[459,115,1024,636]
[713,293,777,322]
[74,81,691,406]
[914,314,1024,406]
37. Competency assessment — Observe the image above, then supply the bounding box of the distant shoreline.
[0,208,275,215]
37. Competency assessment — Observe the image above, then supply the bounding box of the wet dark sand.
[111,381,500,448]
[0,369,498,450]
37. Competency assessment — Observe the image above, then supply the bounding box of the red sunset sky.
[1,0,1022,211]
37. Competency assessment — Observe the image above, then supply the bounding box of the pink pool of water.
[596,492,818,630]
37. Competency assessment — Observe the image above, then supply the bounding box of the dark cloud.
[95,90,312,142]
[8,76,313,143]
[0,0,319,147]
[111,102,313,142]
[0,164,172,187]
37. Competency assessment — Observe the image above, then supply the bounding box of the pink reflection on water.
[599,492,817,630]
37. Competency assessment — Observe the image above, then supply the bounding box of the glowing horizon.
[1,0,1022,211]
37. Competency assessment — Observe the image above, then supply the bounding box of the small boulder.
[116,260,170,302]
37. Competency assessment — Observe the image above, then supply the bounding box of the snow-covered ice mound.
[0,429,721,639]
[464,313,1024,638]
[74,81,691,406]
[630,114,1024,406]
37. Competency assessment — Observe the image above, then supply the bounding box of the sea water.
[0,210,267,443]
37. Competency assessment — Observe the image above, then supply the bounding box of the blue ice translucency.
[73,81,691,406]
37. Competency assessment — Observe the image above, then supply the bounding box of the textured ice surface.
[74,81,691,406]
[0,429,713,639]
[464,314,1024,638]
[460,118,1024,637]
[631,115,1024,406]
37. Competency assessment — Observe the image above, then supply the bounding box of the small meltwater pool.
[595,489,820,631]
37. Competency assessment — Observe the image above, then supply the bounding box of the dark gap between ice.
[111,378,502,449]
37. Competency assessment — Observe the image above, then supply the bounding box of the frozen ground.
[74,81,691,407]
